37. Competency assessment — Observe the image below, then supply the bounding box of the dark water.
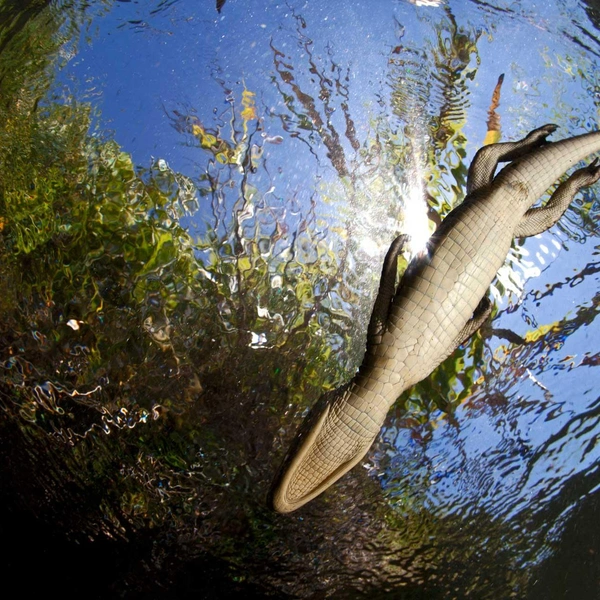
[1,0,600,597]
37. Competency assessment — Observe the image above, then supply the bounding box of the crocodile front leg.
[454,295,492,347]
[367,234,409,344]
[515,158,600,237]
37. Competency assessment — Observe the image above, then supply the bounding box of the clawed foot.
[523,123,558,144]
[500,123,558,163]
[467,124,560,195]
[570,157,600,188]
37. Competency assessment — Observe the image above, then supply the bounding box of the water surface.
[1,0,600,597]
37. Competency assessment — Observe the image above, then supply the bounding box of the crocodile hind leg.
[367,234,409,343]
[467,124,558,194]
[515,159,600,237]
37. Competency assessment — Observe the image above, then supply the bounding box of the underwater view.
[1,0,600,597]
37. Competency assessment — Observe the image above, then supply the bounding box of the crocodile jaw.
[271,394,382,513]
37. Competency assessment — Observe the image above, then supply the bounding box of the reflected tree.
[0,5,367,585]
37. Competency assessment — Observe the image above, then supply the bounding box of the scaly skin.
[270,126,600,513]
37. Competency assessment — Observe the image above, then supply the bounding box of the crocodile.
[270,125,600,514]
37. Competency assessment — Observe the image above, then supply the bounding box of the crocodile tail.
[499,130,600,203]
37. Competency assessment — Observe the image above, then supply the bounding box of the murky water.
[1,0,599,597]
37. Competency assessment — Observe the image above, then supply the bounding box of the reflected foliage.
[389,7,481,216]
[0,1,361,588]
[1,0,600,598]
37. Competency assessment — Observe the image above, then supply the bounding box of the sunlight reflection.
[404,179,432,256]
